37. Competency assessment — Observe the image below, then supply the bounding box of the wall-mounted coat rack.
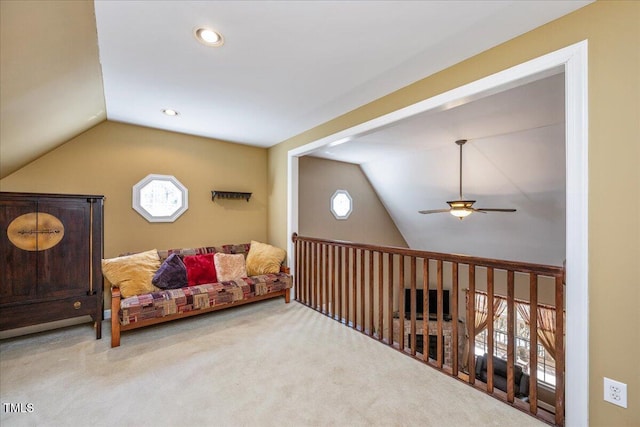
[211,191,252,202]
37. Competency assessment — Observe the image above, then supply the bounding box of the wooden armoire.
[0,192,104,339]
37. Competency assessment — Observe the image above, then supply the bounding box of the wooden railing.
[292,233,565,426]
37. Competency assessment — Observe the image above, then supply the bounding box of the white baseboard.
[103,309,111,320]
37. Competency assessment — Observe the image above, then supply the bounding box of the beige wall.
[298,156,407,247]
[268,2,640,425]
[0,121,270,301]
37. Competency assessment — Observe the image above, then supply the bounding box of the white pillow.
[214,253,247,282]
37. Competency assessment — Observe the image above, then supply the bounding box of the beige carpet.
[0,299,544,427]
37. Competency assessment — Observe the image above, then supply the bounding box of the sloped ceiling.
[310,73,566,265]
[0,0,106,178]
[0,0,591,178]
[0,1,579,264]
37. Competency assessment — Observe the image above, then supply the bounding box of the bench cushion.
[119,272,291,325]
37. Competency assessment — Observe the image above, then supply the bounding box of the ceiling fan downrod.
[417,138,516,217]
[455,139,467,199]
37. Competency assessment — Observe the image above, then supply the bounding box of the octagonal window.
[133,174,188,222]
[330,189,352,220]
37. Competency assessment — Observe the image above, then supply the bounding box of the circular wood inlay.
[7,212,65,251]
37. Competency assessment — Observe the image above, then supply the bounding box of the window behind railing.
[475,318,557,387]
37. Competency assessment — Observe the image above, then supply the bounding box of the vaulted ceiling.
[309,72,566,265]
[1,1,590,264]
[1,0,590,178]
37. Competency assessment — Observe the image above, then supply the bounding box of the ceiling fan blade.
[476,208,517,212]
[418,209,451,214]
[425,140,517,219]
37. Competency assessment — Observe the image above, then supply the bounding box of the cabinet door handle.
[73,301,82,310]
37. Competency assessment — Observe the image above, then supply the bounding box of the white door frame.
[287,40,588,426]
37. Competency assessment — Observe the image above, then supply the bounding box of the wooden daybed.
[106,243,292,347]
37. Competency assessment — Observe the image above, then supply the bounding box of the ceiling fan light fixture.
[194,26,224,47]
[448,200,474,218]
[450,208,472,218]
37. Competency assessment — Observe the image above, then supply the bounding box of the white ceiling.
[94,0,590,147]
[309,73,567,265]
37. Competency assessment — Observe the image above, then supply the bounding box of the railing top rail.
[292,233,564,277]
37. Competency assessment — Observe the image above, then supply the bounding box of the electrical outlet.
[604,377,627,408]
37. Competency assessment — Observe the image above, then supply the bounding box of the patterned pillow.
[152,253,188,289]
[183,253,217,286]
[245,240,286,276]
[214,253,247,282]
[101,249,161,298]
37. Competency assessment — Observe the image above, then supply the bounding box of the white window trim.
[132,174,189,223]
[330,189,353,220]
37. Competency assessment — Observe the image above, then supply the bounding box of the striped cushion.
[119,272,291,326]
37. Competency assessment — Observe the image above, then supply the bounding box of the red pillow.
[183,254,217,286]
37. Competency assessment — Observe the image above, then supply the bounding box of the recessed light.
[194,26,224,47]
[162,109,179,116]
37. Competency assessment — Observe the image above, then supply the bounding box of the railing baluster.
[529,273,539,414]
[325,244,329,315]
[337,246,343,322]
[295,237,300,301]
[410,256,417,356]
[344,247,350,326]
[452,262,459,375]
[423,258,429,363]
[378,251,384,341]
[319,243,325,313]
[298,239,303,303]
[306,241,312,306]
[318,243,322,312]
[398,255,405,351]
[487,267,495,393]
[360,248,365,331]
[351,248,357,328]
[323,244,328,314]
[388,253,394,345]
[368,250,374,337]
[302,240,307,304]
[467,264,476,385]
[313,242,319,309]
[330,245,336,319]
[322,244,327,314]
[507,270,515,403]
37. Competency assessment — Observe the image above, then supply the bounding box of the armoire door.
[36,197,92,299]
[0,199,38,305]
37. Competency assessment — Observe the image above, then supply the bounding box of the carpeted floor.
[0,299,544,427]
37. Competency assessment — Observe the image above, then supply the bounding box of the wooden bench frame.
[111,266,292,347]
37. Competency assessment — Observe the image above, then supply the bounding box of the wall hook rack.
[211,191,252,202]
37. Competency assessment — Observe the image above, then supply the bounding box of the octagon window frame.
[132,174,188,222]
[330,189,353,220]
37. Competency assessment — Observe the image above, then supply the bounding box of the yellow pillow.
[102,249,161,298]
[245,241,286,276]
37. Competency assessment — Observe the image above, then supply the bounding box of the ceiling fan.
[418,139,516,219]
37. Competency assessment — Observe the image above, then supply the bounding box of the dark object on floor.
[475,353,530,399]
